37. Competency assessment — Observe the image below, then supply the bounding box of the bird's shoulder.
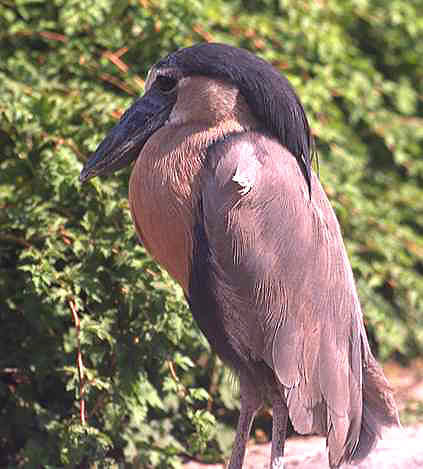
[205,130,308,199]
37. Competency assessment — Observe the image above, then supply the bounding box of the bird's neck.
[128,119,257,292]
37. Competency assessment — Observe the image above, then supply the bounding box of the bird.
[80,43,399,468]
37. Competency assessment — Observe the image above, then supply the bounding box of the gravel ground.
[183,425,423,469]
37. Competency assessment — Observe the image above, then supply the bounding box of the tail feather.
[350,355,400,464]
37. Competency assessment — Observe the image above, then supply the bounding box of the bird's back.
[189,131,399,467]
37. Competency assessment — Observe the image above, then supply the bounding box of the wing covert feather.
[196,131,368,462]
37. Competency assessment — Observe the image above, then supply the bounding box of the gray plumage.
[80,43,399,468]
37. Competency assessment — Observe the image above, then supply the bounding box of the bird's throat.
[128,121,249,292]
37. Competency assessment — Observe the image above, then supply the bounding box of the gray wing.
[194,131,369,463]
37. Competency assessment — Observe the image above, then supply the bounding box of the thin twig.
[167,360,188,397]
[40,132,86,160]
[7,30,68,43]
[79,50,144,93]
[193,24,214,42]
[39,31,67,43]
[99,72,135,95]
[69,298,86,425]
[168,360,180,383]
[103,50,129,73]
[0,233,31,248]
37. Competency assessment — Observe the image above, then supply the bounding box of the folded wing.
[190,131,380,466]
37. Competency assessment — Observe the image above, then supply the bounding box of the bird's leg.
[227,372,263,469]
[227,405,256,469]
[270,391,289,469]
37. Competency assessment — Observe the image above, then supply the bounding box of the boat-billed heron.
[80,43,399,468]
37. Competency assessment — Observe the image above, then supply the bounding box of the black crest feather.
[157,42,314,193]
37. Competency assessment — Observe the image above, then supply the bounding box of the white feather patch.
[231,142,261,195]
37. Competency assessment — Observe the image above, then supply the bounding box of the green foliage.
[0,0,422,466]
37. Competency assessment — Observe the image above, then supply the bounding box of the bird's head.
[80,43,313,188]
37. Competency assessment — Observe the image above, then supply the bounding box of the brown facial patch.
[169,76,256,127]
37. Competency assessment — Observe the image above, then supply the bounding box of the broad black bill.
[80,87,174,183]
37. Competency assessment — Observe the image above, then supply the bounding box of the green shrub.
[1,0,421,466]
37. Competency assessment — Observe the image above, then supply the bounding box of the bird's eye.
[155,75,177,93]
